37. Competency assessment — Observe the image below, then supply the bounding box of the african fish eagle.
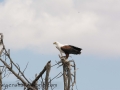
[53,42,82,59]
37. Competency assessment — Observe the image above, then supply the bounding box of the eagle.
[53,42,82,59]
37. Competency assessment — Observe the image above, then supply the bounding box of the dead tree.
[0,33,77,90]
[0,33,52,90]
[56,55,77,90]
[51,55,77,90]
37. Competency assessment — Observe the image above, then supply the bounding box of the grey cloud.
[0,0,119,57]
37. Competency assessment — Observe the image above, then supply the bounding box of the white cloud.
[0,0,120,57]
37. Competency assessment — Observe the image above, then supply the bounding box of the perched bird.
[53,41,82,59]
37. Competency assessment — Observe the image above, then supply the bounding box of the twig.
[56,73,63,79]
[23,62,29,74]
[49,72,62,83]
[49,78,54,90]
[57,64,63,68]
[51,61,61,67]
[41,76,45,90]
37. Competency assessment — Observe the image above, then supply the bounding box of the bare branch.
[49,72,62,83]
[45,60,51,90]
[35,74,38,90]
[1,66,5,73]
[0,67,2,90]
[0,57,36,90]
[51,60,61,67]
[0,33,3,45]
[0,39,30,84]
[0,48,3,57]
[31,61,51,87]
[10,57,30,83]
[67,62,71,90]
[23,62,29,74]
[49,78,54,90]
[56,73,63,79]
[63,64,68,90]
[41,76,45,90]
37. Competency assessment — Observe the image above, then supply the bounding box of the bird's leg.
[66,54,69,59]
[61,53,66,59]
[60,53,63,57]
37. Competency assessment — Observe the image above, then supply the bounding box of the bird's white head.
[53,41,59,45]
[53,41,63,47]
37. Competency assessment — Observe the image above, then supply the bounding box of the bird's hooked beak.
[53,42,56,44]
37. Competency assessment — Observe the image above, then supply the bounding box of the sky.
[0,0,120,90]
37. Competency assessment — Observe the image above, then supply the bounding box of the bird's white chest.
[56,46,64,53]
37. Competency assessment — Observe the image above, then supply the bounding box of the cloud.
[0,0,120,57]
